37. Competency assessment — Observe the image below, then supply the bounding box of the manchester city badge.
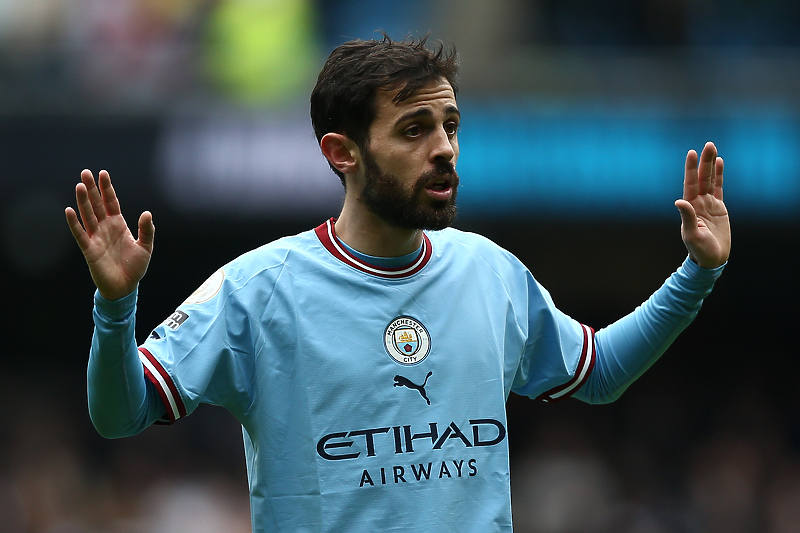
[384,316,431,365]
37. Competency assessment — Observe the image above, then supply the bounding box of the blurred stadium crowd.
[3,0,800,108]
[2,1,799,532]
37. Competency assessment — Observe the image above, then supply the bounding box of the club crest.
[384,316,431,365]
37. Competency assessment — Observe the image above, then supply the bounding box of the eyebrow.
[394,105,461,126]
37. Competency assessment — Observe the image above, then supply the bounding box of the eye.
[403,124,422,138]
[444,121,459,136]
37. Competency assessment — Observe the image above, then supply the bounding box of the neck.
[334,203,423,257]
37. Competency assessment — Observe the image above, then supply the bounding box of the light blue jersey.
[89,219,723,532]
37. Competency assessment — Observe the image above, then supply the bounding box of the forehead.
[372,79,457,125]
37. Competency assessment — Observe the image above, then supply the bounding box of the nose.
[430,126,456,164]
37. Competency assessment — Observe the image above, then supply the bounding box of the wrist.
[94,287,138,321]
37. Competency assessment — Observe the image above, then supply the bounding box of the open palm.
[675,142,731,269]
[65,169,154,301]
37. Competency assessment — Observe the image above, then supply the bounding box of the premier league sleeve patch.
[183,268,225,306]
[384,316,431,365]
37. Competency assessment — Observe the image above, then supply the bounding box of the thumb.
[137,211,155,250]
[675,199,697,234]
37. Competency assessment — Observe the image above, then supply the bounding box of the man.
[66,36,730,532]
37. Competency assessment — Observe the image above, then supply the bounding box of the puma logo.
[393,372,432,405]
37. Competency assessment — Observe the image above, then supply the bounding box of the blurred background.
[1,0,798,531]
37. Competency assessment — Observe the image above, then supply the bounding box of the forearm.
[575,257,724,403]
[88,288,164,437]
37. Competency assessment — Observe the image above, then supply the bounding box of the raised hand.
[674,142,731,269]
[65,169,154,300]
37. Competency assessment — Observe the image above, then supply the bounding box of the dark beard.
[360,148,459,231]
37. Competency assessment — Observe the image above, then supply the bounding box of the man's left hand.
[675,141,731,269]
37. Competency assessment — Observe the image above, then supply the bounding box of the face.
[358,79,460,231]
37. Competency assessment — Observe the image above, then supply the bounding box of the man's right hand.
[65,169,154,301]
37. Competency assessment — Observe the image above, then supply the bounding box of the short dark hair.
[310,34,459,182]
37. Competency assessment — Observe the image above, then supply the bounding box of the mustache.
[414,161,459,188]
[434,160,456,175]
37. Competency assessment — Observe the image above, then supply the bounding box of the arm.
[574,258,723,403]
[575,142,731,402]
[66,169,161,436]
[89,289,166,437]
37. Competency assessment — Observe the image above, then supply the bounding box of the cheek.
[383,151,424,178]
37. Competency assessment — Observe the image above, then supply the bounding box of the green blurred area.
[203,0,320,104]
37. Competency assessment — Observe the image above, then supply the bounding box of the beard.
[360,147,459,231]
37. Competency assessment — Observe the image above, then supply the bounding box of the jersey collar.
[315,218,432,279]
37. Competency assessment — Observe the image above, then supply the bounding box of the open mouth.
[426,179,451,192]
[423,176,455,201]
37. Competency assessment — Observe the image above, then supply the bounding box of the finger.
[697,141,717,196]
[98,170,122,216]
[137,211,155,251]
[82,168,107,222]
[65,206,91,252]
[683,149,699,201]
[714,156,724,201]
[75,181,99,234]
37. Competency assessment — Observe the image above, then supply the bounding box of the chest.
[248,269,525,422]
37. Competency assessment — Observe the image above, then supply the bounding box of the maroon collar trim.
[314,218,432,279]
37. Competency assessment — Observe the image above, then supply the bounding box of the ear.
[320,133,360,175]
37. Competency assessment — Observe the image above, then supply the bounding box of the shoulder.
[192,227,323,297]
[226,227,321,273]
[428,226,501,249]
[427,227,524,269]
[177,226,328,312]
[425,227,539,300]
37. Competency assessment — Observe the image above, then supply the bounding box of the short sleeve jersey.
[138,219,595,532]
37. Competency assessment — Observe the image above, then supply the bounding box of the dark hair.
[310,34,459,182]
